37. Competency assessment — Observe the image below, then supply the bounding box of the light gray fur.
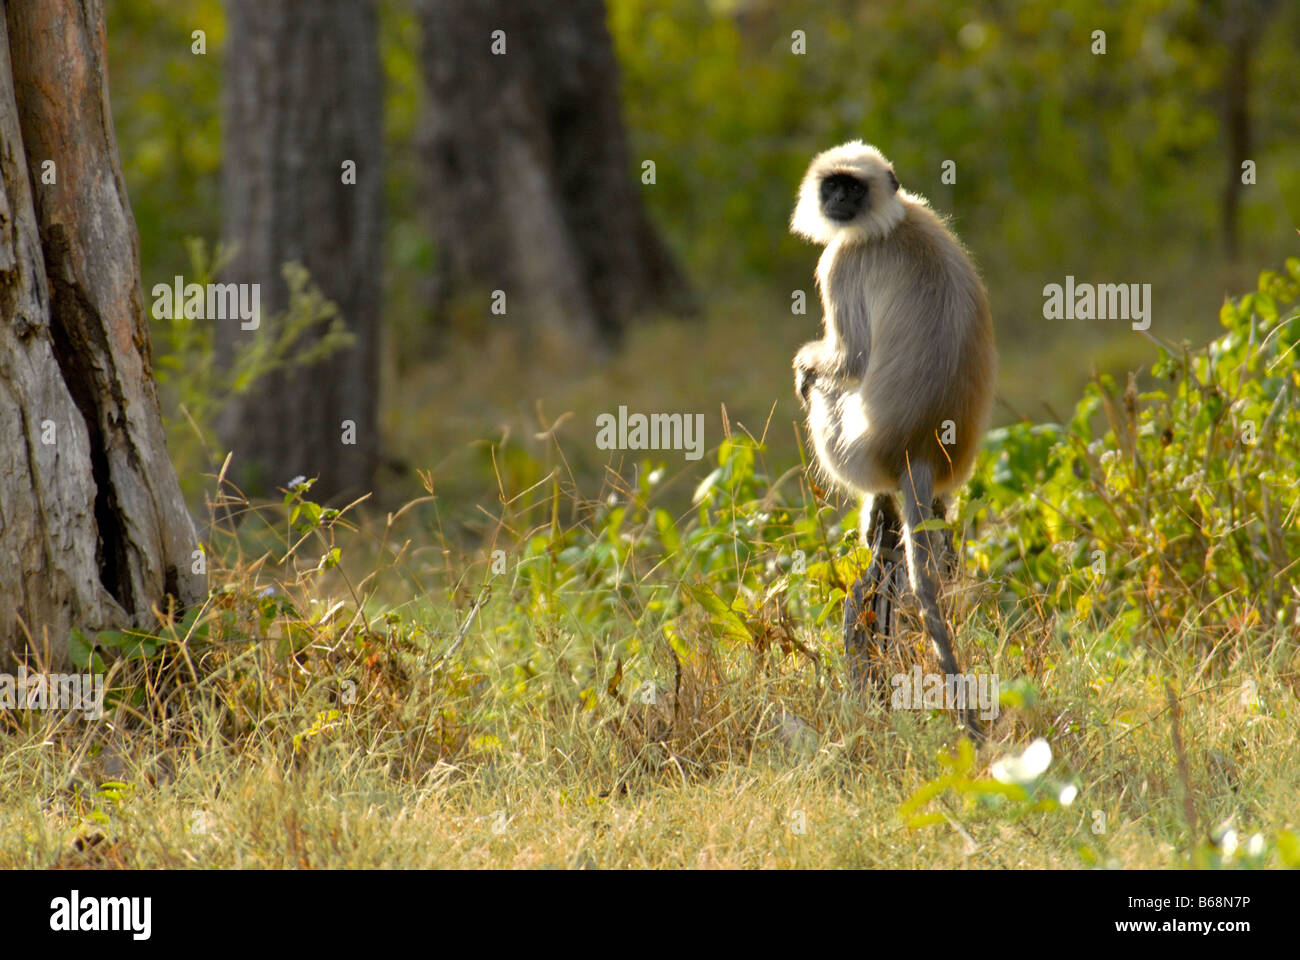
[791,141,995,737]
[792,142,995,498]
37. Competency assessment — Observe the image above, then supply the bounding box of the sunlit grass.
[2,444,1296,869]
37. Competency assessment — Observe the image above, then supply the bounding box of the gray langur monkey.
[790,141,996,738]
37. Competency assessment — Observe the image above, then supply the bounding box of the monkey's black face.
[819,173,868,222]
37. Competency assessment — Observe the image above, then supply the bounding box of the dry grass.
[2,489,1296,869]
[6,320,1300,872]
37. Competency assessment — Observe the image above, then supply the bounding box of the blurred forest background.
[106,0,1300,533]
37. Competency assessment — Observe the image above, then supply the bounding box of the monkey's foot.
[959,708,986,744]
[939,656,986,745]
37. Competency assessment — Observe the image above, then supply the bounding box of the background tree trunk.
[218,0,383,503]
[416,0,692,350]
[0,0,203,667]
[1215,0,1279,263]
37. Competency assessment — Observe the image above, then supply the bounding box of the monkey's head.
[790,141,905,245]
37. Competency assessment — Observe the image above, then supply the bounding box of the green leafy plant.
[899,737,1078,830]
[153,238,355,494]
[967,262,1300,653]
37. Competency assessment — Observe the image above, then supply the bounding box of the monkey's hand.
[795,363,817,408]
[794,342,827,408]
[795,341,858,408]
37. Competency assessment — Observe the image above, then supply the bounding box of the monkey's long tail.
[899,461,984,743]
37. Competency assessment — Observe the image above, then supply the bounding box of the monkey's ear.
[887,169,900,193]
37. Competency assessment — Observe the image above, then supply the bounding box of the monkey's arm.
[828,301,871,382]
[794,338,865,407]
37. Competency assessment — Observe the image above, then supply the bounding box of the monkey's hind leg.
[931,496,957,580]
[843,493,904,696]
[900,464,984,742]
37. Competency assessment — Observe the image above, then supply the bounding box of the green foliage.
[504,435,856,650]
[899,738,1076,830]
[30,266,1300,865]
[103,0,1300,453]
[1185,826,1300,870]
[153,239,354,494]
[968,263,1300,651]
[107,0,224,282]
[609,0,1300,291]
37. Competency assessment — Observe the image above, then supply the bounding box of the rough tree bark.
[218,0,383,503]
[0,1,203,667]
[416,0,692,349]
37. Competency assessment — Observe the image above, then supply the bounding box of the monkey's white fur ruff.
[790,140,908,244]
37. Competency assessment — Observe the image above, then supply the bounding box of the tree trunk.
[1217,0,1279,263]
[0,1,203,667]
[218,0,384,503]
[416,0,692,350]
[1220,14,1251,263]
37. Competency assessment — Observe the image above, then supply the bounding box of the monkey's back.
[825,198,996,495]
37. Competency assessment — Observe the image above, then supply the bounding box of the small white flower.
[1240,678,1260,709]
[288,475,308,490]
[990,738,1052,785]
[1220,829,1239,857]
[1058,783,1079,807]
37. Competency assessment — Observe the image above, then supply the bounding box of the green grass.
[3,583,1296,867]
[4,268,1299,870]
[1,443,1296,869]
